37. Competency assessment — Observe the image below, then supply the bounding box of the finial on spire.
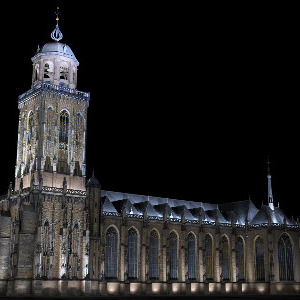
[266,155,274,210]
[51,6,63,42]
[267,154,271,176]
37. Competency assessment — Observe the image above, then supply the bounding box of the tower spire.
[267,155,274,210]
[51,6,63,42]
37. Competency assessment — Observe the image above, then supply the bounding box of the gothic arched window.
[169,232,178,280]
[278,234,294,281]
[204,235,213,280]
[27,112,34,150]
[188,233,196,280]
[255,237,265,281]
[149,230,159,279]
[220,236,230,281]
[105,227,118,278]
[59,110,69,150]
[236,237,245,281]
[128,228,138,279]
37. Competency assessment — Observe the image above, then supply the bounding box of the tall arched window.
[105,227,118,278]
[46,107,54,165]
[59,110,69,174]
[59,110,69,150]
[188,233,196,280]
[220,236,230,281]
[27,111,34,150]
[149,230,159,279]
[128,228,138,279]
[278,234,294,281]
[169,232,178,280]
[236,237,245,281]
[204,235,213,280]
[255,237,265,281]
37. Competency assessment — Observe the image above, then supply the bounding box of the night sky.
[1,2,299,219]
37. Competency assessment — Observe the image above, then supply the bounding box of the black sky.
[1,1,299,218]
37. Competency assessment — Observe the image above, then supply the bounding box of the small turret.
[86,171,101,236]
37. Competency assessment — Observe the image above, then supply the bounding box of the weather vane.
[51,6,63,42]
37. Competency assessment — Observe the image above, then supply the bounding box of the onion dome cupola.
[31,7,79,89]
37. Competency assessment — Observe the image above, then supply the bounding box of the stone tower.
[14,13,89,192]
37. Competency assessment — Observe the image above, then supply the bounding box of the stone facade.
[0,20,300,297]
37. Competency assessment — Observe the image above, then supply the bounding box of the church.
[0,9,300,297]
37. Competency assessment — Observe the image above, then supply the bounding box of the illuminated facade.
[0,13,300,297]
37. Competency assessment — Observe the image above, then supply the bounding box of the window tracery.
[128,228,138,279]
[236,237,245,281]
[149,230,159,279]
[187,232,196,280]
[169,232,178,280]
[278,234,294,281]
[255,237,265,281]
[105,227,118,278]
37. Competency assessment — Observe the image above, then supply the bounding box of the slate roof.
[99,189,297,226]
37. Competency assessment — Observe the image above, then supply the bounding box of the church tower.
[14,9,90,192]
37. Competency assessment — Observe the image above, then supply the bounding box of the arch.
[187,231,196,280]
[220,235,230,281]
[59,109,69,148]
[149,229,159,279]
[27,111,34,150]
[204,234,214,280]
[254,236,265,281]
[43,61,54,79]
[128,228,138,279]
[59,62,69,80]
[58,109,69,174]
[278,233,294,281]
[169,231,178,280]
[236,236,245,281]
[105,226,118,278]
[46,107,54,165]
